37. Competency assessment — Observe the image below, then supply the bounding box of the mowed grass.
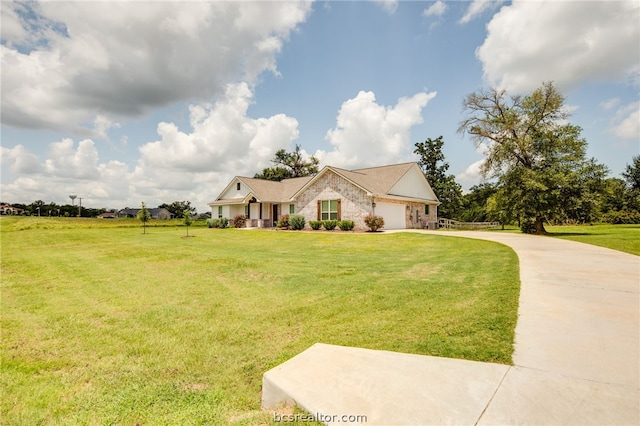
[545,224,640,256]
[1,217,520,425]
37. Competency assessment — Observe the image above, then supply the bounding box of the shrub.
[322,220,338,231]
[309,220,323,230]
[289,214,306,230]
[276,214,290,229]
[520,219,536,234]
[338,220,355,231]
[364,215,385,232]
[231,214,247,228]
[601,210,640,224]
[206,218,219,228]
[219,217,229,228]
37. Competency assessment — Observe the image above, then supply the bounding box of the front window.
[289,204,295,214]
[425,205,430,215]
[321,200,338,220]
[218,206,223,218]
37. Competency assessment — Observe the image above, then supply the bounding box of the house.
[117,207,173,219]
[97,212,117,219]
[0,203,24,215]
[208,162,439,230]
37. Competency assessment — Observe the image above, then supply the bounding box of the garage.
[375,203,406,229]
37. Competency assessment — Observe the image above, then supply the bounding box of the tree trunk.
[535,217,547,235]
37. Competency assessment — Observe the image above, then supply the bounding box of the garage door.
[375,203,406,229]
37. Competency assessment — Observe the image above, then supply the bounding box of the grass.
[545,224,640,256]
[483,223,640,256]
[1,217,520,425]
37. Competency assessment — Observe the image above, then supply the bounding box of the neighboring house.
[209,162,439,230]
[97,212,117,219]
[117,207,174,219]
[0,203,24,215]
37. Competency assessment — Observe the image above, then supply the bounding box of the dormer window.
[237,182,241,191]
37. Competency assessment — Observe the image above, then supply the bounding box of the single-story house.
[208,162,439,230]
[0,204,24,215]
[97,212,117,219]
[117,207,173,219]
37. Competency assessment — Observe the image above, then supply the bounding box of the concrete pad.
[478,366,640,425]
[263,343,509,425]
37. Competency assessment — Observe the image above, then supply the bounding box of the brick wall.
[295,171,373,229]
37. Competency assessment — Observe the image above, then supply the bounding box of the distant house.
[209,162,439,230]
[97,212,117,219]
[117,207,173,219]
[0,203,24,215]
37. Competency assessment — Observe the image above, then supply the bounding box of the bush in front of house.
[338,220,355,231]
[276,214,290,229]
[206,218,219,228]
[322,220,338,231]
[289,214,305,230]
[364,215,385,232]
[219,217,229,228]
[231,214,247,228]
[309,220,323,230]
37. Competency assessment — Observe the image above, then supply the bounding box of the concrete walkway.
[262,231,639,425]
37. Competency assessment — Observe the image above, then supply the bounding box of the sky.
[1,0,639,213]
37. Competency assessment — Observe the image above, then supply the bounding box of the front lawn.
[545,224,640,256]
[1,217,520,425]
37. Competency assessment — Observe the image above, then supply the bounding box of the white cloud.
[477,0,640,93]
[423,1,447,18]
[460,0,502,24]
[0,139,131,207]
[611,102,640,140]
[0,1,312,136]
[456,159,485,191]
[600,97,621,111]
[316,90,437,169]
[373,0,399,15]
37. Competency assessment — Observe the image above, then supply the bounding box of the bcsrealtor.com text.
[274,412,367,423]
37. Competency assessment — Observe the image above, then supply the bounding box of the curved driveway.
[404,230,640,423]
[263,230,639,424]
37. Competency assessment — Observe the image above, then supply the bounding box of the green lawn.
[1,217,519,425]
[485,223,640,256]
[545,224,640,256]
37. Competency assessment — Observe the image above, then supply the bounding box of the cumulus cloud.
[611,102,640,140]
[477,0,640,93]
[0,1,312,136]
[456,159,485,191]
[316,90,437,169]
[600,97,621,111]
[138,82,299,175]
[0,139,131,206]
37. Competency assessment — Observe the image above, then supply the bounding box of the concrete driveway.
[262,231,639,425]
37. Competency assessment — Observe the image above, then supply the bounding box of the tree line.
[3,200,199,218]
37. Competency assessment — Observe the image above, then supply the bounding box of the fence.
[438,218,501,230]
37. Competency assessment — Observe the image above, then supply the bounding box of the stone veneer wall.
[295,171,373,229]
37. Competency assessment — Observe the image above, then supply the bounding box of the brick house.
[208,162,439,230]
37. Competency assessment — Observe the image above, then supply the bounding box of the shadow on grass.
[547,232,602,237]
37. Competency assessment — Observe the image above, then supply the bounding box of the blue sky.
[1,1,639,213]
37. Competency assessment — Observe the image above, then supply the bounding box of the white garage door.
[375,203,406,229]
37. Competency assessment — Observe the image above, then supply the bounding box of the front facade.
[209,162,439,230]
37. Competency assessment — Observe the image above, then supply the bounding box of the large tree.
[159,201,196,218]
[458,82,607,234]
[413,136,463,219]
[255,144,319,181]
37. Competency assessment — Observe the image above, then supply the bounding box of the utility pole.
[78,197,83,217]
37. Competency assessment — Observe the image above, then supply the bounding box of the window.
[244,205,249,216]
[321,199,339,220]
[424,205,430,215]
[237,182,241,191]
[218,206,223,218]
[289,204,295,214]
